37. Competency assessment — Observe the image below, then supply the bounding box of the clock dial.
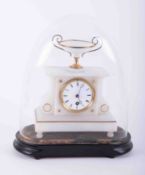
[60,78,95,112]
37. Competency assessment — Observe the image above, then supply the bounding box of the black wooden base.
[13,132,133,159]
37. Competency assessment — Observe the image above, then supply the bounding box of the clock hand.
[79,84,84,94]
[75,84,84,105]
[75,84,83,99]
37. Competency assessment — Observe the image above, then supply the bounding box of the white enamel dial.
[60,78,95,112]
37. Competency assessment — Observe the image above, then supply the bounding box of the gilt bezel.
[59,77,96,113]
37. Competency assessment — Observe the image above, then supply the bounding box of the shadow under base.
[13,125,133,159]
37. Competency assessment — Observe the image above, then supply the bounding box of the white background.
[0,0,145,174]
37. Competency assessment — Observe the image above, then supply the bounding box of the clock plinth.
[14,125,132,159]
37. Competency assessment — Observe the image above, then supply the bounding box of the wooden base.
[13,129,133,159]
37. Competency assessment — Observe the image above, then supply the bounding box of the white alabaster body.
[35,67,117,136]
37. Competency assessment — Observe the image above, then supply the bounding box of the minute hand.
[78,84,84,103]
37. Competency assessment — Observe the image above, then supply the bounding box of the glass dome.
[14,15,132,158]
